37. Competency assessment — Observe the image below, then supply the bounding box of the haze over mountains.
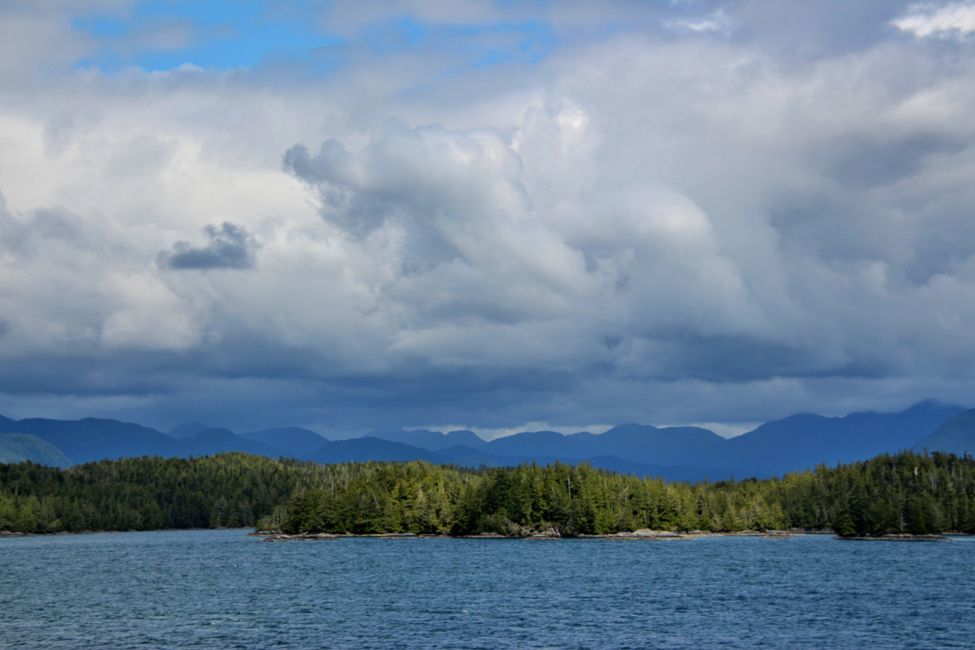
[1,401,973,481]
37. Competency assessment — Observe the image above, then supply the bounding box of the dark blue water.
[2,531,974,649]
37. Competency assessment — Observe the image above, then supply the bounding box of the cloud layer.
[1,1,974,433]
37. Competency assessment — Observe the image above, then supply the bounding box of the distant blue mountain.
[435,444,512,467]
[365,428,486,451]
[178,428,285,458]
[0,400,965,481]
[0,433,72,467]
[334,401,964,479]
[915,409,975,456]
[0,417,289,464]
[432,424,728,471]
[443,430,486,448]
[485,430,580,458]
[575,424,728,467]
[240,427,327,458]
[313,437,443,464]
[727,400,964,476]
[0,417,178,463]
[168,422,211,439]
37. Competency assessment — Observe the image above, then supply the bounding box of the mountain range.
[0,400,973,481]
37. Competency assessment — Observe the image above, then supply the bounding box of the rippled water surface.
[2,530,974,648]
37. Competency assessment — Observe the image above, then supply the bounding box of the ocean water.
[1,531,974,649]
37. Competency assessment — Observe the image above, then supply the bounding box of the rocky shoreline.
[2,528,957,541]
[251,528,822,542]
[0,527,251,538]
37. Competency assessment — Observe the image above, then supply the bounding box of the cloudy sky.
[1,1,974,437]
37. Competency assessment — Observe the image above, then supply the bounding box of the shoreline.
[254,529,964,542]
[3,528,964,542]
[0,527,252,539]
[253,529,832,542]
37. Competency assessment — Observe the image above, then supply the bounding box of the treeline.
[280,452,975,536]
[0,455,328,533]
[2,452,974,537]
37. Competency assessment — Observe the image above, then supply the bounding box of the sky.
[1,1,974,437]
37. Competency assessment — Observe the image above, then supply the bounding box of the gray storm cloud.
[0,1,974,432]
[160,222,258,270]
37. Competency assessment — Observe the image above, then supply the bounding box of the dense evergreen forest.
[0,455,322,532]
[2,451,974,537]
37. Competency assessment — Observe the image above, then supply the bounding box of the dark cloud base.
[160,222,257,270]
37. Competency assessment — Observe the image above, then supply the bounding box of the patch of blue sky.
[364,17,558,68]
[70,1,560,75]
[72,0,340,72]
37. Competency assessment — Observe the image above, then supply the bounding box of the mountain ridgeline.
[1,452,974,538]
[0,401,973,481]
[0,434,71,468]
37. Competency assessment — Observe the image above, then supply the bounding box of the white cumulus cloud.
[893,2,975,39]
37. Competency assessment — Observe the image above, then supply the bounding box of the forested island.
[1,451,974,538]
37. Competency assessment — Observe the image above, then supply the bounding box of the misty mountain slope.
[365,428,487,451]
[441,430,487,449]
[168,422,211,439]
[478,425,730,470]
[579,424,729,467]
[915,409,975,456]
[0,417,178,463]
[312,438,444,464]
[727,401,962,475]
[0,417,295,464]
[434,445,513,468]
[240,427,327,459]
[176,428,286,458]
[485,431,590,458]
[0,434,72,467]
